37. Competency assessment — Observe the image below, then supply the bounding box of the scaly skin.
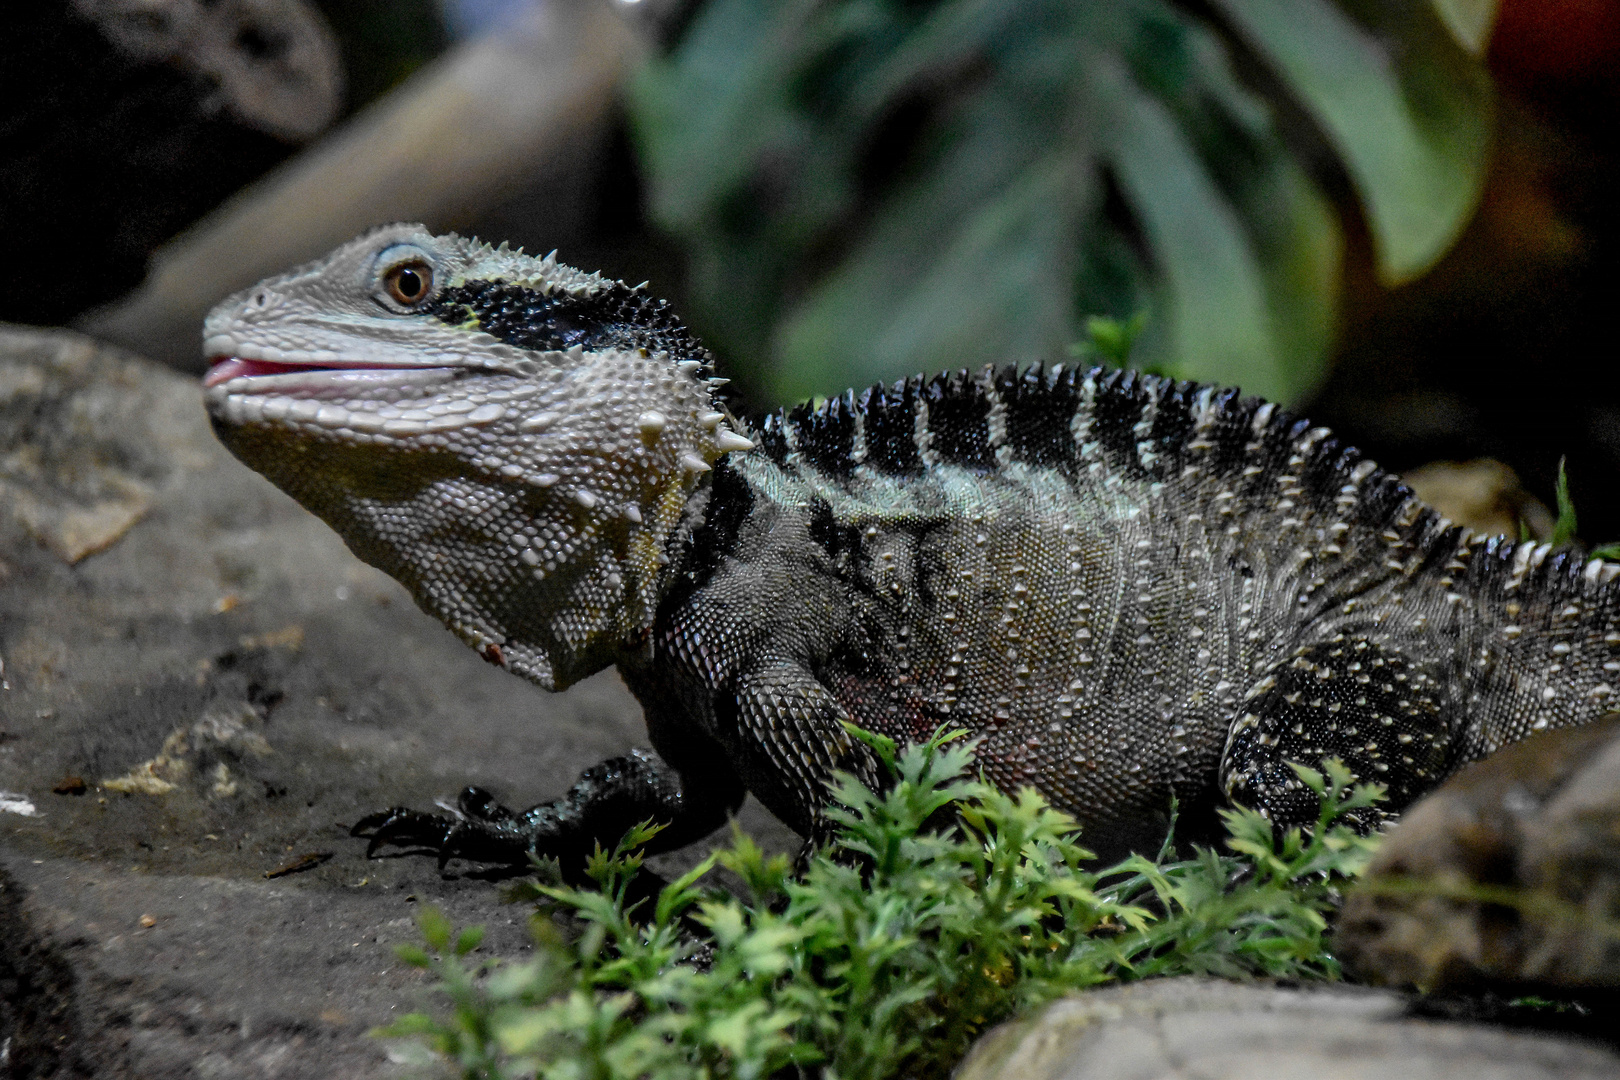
[201,223,1620,867]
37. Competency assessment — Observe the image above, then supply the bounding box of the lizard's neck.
[211,350,742,691]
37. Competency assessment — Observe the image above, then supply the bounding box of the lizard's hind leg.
[1218,636,1453,831]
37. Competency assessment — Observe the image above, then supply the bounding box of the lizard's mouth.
[202,327,469,389]
[204,356,431,388]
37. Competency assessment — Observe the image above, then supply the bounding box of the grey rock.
[73,0,344,140]
[3,2,342,328]
[953,978,1620,1080]
[1338,714,1620,992]
[79,0,641,369]
[1399,458,1554,543]
[0,325,794,1075]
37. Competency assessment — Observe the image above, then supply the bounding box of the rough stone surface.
[953,977,1620,1080]
[1400,458,1554,542]
[1338,714,1620,993]
[73,0,344,141]
[0,325,795,1076]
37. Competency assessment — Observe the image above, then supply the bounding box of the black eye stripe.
[427,279,703,358]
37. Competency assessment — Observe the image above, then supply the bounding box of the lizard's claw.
[350,787,531,868]
[350,806,457,857]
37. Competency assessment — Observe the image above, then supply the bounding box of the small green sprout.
[1553,457,1578,549]
[1070,312,1148,367]
[1531,456,1620,559]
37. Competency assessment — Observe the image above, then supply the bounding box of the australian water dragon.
[199,223,1620,866]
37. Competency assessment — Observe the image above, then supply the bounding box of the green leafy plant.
[630,0,1496,405]
[382,732,1382,1080]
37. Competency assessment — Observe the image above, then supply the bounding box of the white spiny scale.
[520,411,560,433]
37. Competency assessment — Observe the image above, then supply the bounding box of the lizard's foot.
[351,786,533,869]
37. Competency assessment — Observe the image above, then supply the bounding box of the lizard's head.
[202,223,751,689]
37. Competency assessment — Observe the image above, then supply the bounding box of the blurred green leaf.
[1097,56,1320,398]
[455,925,486,957]
[630,0,1493,405]
[1211,0,1494,284]
[418,905,452,953]
[1431,0,1499,54]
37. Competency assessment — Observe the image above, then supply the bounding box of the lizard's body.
[201,224,1620,866]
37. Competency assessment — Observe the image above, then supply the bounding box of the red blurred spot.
[1491,0,1620,82]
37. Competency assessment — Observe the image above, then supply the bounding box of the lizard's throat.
[211,418,694,691]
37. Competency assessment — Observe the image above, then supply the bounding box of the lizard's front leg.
[716,657,887,846]
[353,747,746,874]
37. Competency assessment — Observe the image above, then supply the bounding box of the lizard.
[199,222,1620,868]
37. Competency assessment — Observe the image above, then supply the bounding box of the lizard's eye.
[384,261,434,306]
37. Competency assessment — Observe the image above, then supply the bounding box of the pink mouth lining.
[203,357,414,388]
[204,358,292,387]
